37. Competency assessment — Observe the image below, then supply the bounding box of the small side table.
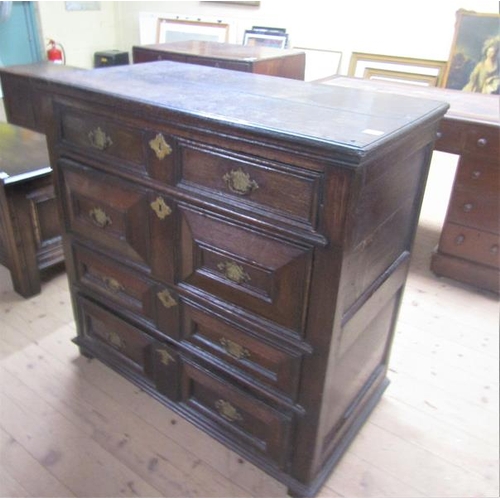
[0,122,63,297]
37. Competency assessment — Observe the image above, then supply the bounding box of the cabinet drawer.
[446,186,499,233]
[182,302,302,398]
[454,157,499,194]
[62,160,176,282]
[178,141,321,227]
[78,295,155,376]
[57,105,177,182]
[439,223,499,268]
[181,360,292,468]
[179,207,312,334]
[436,119,463,155]
[60,108,145,164]
[73,245,181,339]
[464,125,499,159]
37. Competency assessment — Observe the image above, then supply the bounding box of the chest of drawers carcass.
[2,61,447,496]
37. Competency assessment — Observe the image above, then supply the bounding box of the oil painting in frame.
[442,9,500,93]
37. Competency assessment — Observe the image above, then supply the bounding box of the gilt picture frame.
[442,9,500,93]
[157,18,229,44]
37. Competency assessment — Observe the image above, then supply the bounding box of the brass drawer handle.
[103,276,124,293]
[220,338,250,360]
[150,197,172,219]
[157,289,177,309]
[223,168,259,195]
[217,261,250,285]
[490,245,499,255]
[471,170,481,180]
[454,234,465,246]
[215,399,243,422]
[477,137,488,148]
[462,203,474,213]
[149,133,172,160]
[88,127,113,151]
[105,331,126,351]
[157,348,175,366]
[89,207,112,228]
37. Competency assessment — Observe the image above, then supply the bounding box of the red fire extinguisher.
[47,39,65,64]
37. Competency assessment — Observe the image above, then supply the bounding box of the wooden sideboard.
[132,40,306,80]
[321,76,500,294]
[0,122,63,297]
[0,61,447,496]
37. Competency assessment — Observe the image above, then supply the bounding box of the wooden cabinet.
[319,76,499,295]
[0,61,447,496]
[432,120,500,293]
[132,40,305,80]
[0,122,63,297]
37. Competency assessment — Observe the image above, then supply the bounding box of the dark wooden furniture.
[0,122,63,297]
[321,76,500,294]
[0,62,84,134]
[0,61,447,496]
[132,40,306,80]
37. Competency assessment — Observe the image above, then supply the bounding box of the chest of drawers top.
[7,61,447,165]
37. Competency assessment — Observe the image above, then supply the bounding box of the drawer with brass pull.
[73,244,181,339]
[182,301,302,398]
[57,104,177,182]
[178,141,322,228]
[179,206,313,334]
[62,160,177,282]
[77,295,157,377]
[180,359,292,468]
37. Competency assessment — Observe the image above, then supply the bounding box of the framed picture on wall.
[442,9,500,93]
[243,28,288,49]
[157,18,229,44]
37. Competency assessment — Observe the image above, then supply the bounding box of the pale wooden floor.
[0,139,499,496]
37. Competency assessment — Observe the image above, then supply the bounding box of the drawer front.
[178,141,321,227]
[180,360,292,468]
[464,125,499,159]
[436,119,463,155]
[58,104,177,182]
[179,206,312,334]
[62,161,176,282]
[73,245,181,339]
[182,302,302,397]
[439,223,499,268]
[78,295,155,375]
[60,108,145,164]
[446,185,499,233]
[185,57,251,72]
[454,156,499,194]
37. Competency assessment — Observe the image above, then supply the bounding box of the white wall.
[37,1,119,68]
[36,0,499,73]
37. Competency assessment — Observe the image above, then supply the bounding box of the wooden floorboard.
[0,140,498,496]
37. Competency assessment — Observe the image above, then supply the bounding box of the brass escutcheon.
[150,197,172,220]
[157,348,175,366]
[157,289,177,309]
[222,168,259,196]
[105,331,125,351]
[103,276,124,294]
[217,261,250,285]
[88,127,113,150]
[89,207,112,228]
[215,399,243,422]
[149,133,172,160]
[220,338,250,360]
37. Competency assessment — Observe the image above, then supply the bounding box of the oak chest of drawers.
[132,40,305,80]
[0,61,447,496]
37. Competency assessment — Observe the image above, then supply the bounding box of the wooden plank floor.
[0,144,498,497]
